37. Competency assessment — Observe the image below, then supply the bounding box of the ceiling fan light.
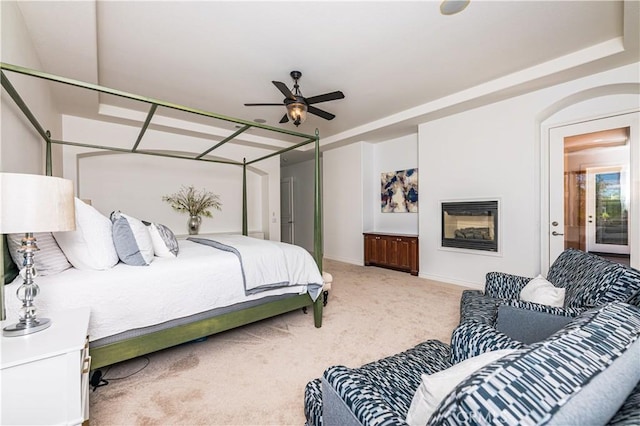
[286,101,307,127]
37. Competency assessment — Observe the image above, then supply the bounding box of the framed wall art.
[381,168,418,213]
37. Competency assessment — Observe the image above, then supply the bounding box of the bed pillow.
[406,349,516,426]
[53,198,119,270]
[520,274,565,307]
[6,232,72,276]
[147,222,179,258]
[3,234,19,284]
[111,211,154,266]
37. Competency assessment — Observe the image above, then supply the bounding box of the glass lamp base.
[3,317,51,337]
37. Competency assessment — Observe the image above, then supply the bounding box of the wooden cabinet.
[364,232,419,275]
[1,307,91,425]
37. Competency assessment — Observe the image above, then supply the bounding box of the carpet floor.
[89,259,465,425]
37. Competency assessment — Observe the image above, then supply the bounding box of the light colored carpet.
[90,259,465,425]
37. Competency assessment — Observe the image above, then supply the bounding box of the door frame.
[542,110,639,273]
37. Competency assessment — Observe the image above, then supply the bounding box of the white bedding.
[188,235,323,299]
[4,239,316,341]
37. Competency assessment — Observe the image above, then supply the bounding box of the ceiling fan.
[244,71,345,127]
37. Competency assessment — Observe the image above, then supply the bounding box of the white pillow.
[520,274,566,307]
[53,198,119,270]
[147,222,179,258]
[406,349,515,426]
[111,211,154,266]
[7,232,72,276]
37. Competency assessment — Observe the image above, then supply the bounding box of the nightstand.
[1,307,91,425]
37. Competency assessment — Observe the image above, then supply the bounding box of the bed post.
[313,129,323,271]
[45,130,52,176]
[313,128,323,328]
[242,158,248,236]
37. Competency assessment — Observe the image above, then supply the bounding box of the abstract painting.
[381,168,418,213]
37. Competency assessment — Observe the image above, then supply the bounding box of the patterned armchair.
[304,321,519,426]
[304,302,640,426]
[460,249,640,342]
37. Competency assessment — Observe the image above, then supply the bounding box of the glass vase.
[188,215,202,235]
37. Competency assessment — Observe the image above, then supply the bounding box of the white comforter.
[4,239,319,341]
[188,235,323,299]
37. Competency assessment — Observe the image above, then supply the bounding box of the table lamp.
[0,173,75,336]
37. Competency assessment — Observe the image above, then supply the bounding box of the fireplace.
[441,200,499,252]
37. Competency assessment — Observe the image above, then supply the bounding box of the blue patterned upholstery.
[484,271,530,299]
[459,290,502,324]
[460,249,640,337]
[547,249,630,308]
[500,299,584,317]
[306,302,640,426]
[430,302,640,425]
[449,320,524,364]
[304,340,451,426]
[304,378,323,426]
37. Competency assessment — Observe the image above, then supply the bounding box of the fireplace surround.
[441,200,499,252]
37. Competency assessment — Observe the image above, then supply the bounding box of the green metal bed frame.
[0,63,324,369]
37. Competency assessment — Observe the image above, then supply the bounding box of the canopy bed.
[0,63,324,369]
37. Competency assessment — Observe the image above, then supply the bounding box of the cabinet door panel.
[376,237,388,264]
[397,240,411,269]
[364,235,374,265]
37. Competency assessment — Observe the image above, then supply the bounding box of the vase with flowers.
[162,185,222,235]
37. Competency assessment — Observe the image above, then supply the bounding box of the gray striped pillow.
[7,232,72,276]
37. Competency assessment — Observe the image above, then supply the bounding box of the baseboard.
[323,254,364,266]
[419,272,483,290]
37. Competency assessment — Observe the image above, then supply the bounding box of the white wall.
[323,142,366,264]
[419,98,537,287]
[60,115,280,239]
[322,134,418,265]
[320,63,638,288]
[1,1,61,175]
[419,63,640,288]
[372,134,419,234]
[362,143,374,232]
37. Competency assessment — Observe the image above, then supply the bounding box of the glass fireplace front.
[441,201,498,252]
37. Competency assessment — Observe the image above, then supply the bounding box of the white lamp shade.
[0,173,76,233]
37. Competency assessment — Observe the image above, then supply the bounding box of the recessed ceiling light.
[254,118,266,124]
[440,0,470,15]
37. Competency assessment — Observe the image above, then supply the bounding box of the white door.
[548,111,639,269]
[280,177,294,244]
[585,166,630,255]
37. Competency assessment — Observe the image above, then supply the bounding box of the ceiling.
[6,1,640,163]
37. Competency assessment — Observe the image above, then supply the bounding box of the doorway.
[280,177,294,244]
[549,112,638,269]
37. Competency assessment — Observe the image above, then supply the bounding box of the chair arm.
[450,321,524,364]
[322,366,408,426]
[500,299,585,318]
[485,272,532,299]
[460,290,501,325]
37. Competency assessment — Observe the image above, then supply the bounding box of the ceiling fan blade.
[308,105,335,121]
[305,91,345,105]
[272,81,296,100]
[279,114,289,124]
[244,103,283,106]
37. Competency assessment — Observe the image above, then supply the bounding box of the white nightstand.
[1,307,91,425]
